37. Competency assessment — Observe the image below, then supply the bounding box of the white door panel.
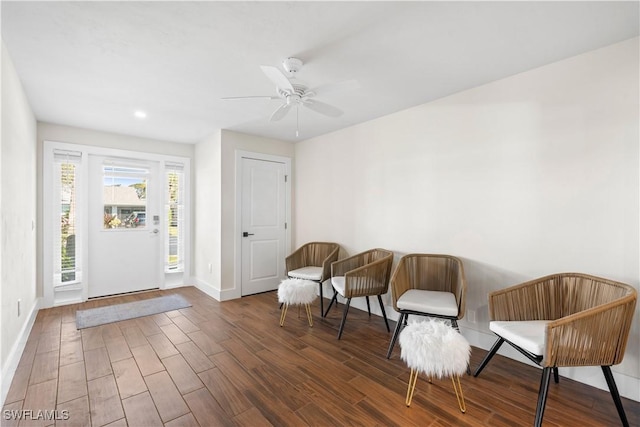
[248,240,280,280]
[241,158,286,296]
[88,155,161,298]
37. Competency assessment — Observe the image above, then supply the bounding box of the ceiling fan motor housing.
[283,57,303,74]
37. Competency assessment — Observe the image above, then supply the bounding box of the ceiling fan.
[223,57,358,136]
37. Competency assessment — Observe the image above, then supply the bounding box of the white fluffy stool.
[278,278,317,327]
[400,319,471,412]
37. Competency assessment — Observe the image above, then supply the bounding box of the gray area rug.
[76,294,192,329]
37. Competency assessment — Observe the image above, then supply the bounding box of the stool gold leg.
[451,375,466,413]
[305,304,313,327]
[297,305,301,318]
[406,368,419,407]
[280,303,289,327]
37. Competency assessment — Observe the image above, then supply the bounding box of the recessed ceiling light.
[134,110,147,119]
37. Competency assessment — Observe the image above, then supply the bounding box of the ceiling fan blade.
[221,95,280,101]
[309,79,360,97]
[303,99,343,118]
[260,65,294,92]
[270,103,293,121]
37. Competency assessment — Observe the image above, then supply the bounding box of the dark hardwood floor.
[3,286,638,426]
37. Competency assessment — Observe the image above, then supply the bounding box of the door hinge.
[285,222,287,230]
[284,175,288,183]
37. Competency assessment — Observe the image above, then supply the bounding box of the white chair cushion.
[288,266,322,281]
[396,289,458,317]
[331,276,346,296]
[490,320,551,356]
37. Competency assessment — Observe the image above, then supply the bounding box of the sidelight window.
[53,150,82,285]
[165,163,185,272]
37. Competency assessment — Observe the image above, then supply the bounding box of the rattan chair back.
[332,248,394,299]
[488,273,637,367]
[476,272,637,427]
[390,254,466,319]
[285,242,340,282]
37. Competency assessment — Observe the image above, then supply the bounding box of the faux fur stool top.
[400,319,471,379]
[278,278,317,305]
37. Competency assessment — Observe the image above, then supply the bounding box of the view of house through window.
[103,165,148,229]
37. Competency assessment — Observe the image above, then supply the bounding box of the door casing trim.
[233,150,292,300]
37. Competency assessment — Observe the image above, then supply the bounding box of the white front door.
[241,157,287,296]
[88,155,162,298]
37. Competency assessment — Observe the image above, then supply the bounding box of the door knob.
[242,232,255,237]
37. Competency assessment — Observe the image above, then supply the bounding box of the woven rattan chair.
[386,254,467,359]
[286,242,340,316]
[324,248,394,339]
[473,273,637,427]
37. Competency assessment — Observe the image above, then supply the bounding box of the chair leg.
[323,290,338,317]
[318,281,324,317]
[279,303,289,327]
[386,313,407,359]
[377,295,390,332]
[337,298,351,339]
[366,296,371,316]
[406,368,419,407]
[534,367,552,427]
[473,337,505,377]
[305,304,313,327]
[553,367,559,384]
[601,365,630,427]
[451,375,466,413]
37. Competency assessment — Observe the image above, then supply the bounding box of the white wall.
[294,37,639,399]
[37,122,195,158]
[193,130,222,297]
[1,41,38,404]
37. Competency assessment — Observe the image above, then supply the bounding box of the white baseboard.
[191,277,221,301]
[1,298,40,407]
[191,277,241,302]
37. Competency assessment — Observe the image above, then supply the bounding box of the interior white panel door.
[241,158,286,296]
[88,155,161,298]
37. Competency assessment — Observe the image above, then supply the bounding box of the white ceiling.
[2,1,638,144]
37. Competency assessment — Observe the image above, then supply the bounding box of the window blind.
[52,150,82,286]
[165,163,185,272]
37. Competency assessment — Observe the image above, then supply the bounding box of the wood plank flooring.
[3,286,639,426]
